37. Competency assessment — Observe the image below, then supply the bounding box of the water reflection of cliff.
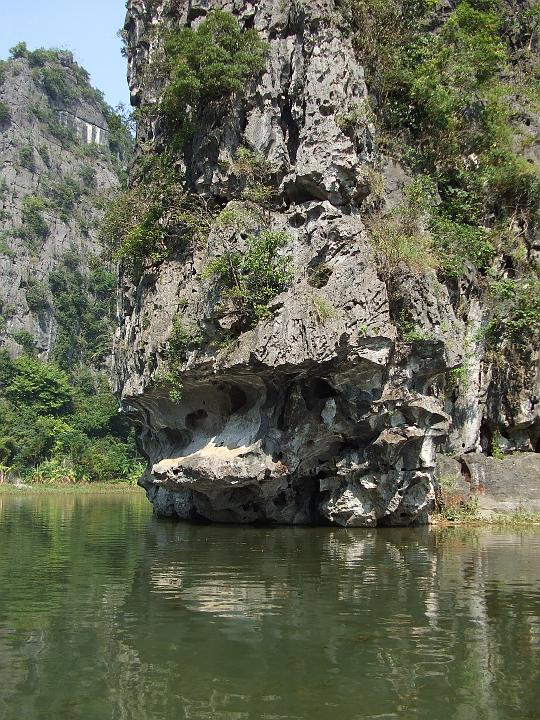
[0,496,539,719]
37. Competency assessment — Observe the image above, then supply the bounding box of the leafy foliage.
[15,196,49,252]
[0,351,142,483]
[486,276,540,343]
[4,355,72,414]
[17,145,35,171]
[202,230,293,327]
[44,177,83,222]
[49,252,116,369]
[347,0,540,279]
[167,314,205,362]
[100,154,211,275]
[161,11,268,148]
[0,101,11,124]
[11,331,37,355]
[25,280,50,314]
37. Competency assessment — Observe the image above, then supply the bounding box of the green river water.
[0,490,539,720]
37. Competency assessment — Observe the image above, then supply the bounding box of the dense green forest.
[0,351,143,483]
[0,44,140,484]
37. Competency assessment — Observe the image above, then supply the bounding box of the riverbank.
[431,511,540,527]
[0,482,142,495]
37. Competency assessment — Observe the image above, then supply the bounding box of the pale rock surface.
[115,0,540,524]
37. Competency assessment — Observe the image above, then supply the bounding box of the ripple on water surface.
[0,493,539,720]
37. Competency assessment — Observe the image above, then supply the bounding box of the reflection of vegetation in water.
[1,500,539,719]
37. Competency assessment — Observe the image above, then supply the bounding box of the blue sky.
[0,0,130,108]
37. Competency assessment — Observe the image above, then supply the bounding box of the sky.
[0,0,130,108]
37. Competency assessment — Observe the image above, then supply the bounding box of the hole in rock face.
[280,98,300,164]
[186,409,208,430]
[229,385,247,414]
[301,378,337,410]
[311,378,336,399]
[163,427,191,451]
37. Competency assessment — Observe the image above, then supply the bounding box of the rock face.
[461,453,540,514]
[0,51,122,358]
[116,0,539,525]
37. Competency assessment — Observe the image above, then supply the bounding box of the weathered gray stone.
[115,0,540,525]
[460,453,540,513]
[0,55,119,358]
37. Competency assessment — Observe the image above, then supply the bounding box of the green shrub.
[39,65,76,103]
[78,166,97,189]
[17,195,48,251]
[103,104,134,161]
[47,115,76,146]
[0,101,10,124]
[161,11,268,148]
[202,230,293,328]
[30,103,77,146]
[0,352,142,482]
[347,0,540,284]
[100,154,211,274]
[26,280,50,313]
[9,42,28,59]
[397,311,432,343]
[167,313,205,362]
[37,144,50,166]
[44,177,83,221]
[6,356,71,414]
[11,331,36,355]
[487,276,540,343]
[49,253,115,369]
[18,144,35,171]
[430,215,495,276]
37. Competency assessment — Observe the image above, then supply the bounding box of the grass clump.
[435,478,481,521]
[160,11,268,149]
[202,230,293,328]
[397,311,432,343]
[230,147,276,205]
[369,179,439,275]
[312,296,336,324]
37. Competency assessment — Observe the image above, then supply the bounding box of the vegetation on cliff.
[346,0,540,344]
[201,230,293,328]
[160,10,268,149]
[0,45,139,483]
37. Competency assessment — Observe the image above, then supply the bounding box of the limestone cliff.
[115,0,540,525]
[0,47,128,362]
